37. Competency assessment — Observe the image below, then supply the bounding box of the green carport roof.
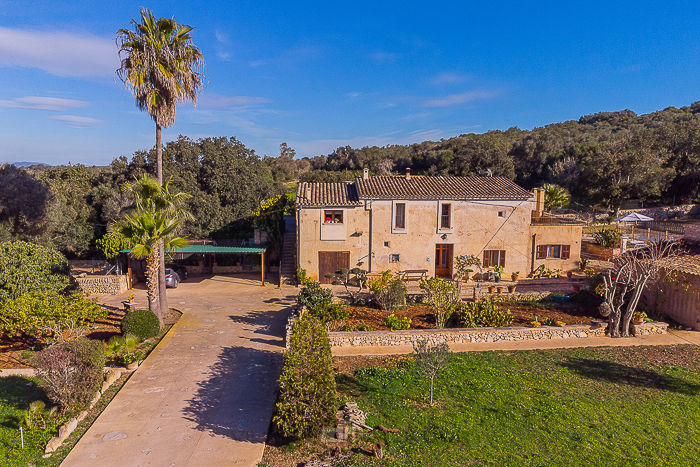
[120,245,268,254]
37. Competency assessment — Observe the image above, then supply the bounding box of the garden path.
[61,275,295,467]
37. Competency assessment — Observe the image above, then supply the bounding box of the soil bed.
[342,295,602,332]
[0,307,181,370]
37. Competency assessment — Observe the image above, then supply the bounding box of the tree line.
[0,136,285,258]
[4,101,700,259]
[270,103,700,211]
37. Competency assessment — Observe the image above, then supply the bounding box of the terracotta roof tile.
[658,255,700,275]
[354,175,532,200]
[296,182,361,207]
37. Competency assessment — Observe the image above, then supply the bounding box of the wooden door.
[435,244,453,278]
[318,251,350,284]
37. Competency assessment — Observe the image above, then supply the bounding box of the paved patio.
[61,275,296,467]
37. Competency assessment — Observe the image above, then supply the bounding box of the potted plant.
[496,286,503,294]
[122,352,142,370]
[127,294,135,304]
[487,285,495,293]
[633,311,647,324]
[511,271,519,281]
[572,284,581,292]
[567,270,573,279]
[493,265,504,283]
[507,284,516,293]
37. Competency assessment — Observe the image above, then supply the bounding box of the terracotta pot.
[633,317,644,324]
[508,286,516,293]
[488,286,495,293]
[511,274,519,282]
[496,287,503,294]
[567,271,573,278]
[572,285,581,292]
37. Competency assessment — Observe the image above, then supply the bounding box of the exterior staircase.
[279,216,297,286]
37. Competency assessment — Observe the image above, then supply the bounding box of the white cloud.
[196,93,272,109]
[0,27,118,77]
[0,96,90,111]
[370,51,398,63]
[346,92,362,98]
[430,72,470,86]
[215,30,229,43]
[49,115,103,127]
[422,90,498,107]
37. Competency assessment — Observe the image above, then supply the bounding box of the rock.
[374,442,384,459]
[45,437,62,453]
[58,418,78,439]
[101,369,121,393]
[89,390,101,409]
[76,411,88,423]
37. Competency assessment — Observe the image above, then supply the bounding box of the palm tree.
[116,9,204,316]
[542,183,571,211]
[116,9,205,184]
[122,174,191,315]
[114,210,188,324]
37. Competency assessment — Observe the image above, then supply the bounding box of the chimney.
[305,183,311,199]
[363,168,369,180]
[533,188,544,217]
[405,168,411,180]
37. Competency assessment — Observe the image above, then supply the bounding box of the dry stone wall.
[328,322,668,348]
[76,275,128,295]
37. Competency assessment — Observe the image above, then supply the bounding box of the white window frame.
[437,201,453,233]
[392,200,408,234]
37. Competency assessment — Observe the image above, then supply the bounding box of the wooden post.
[127,256,133,290]
[261,250,265,286]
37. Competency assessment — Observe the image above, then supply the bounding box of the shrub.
[121,309,160,340]
[375,277,407,311]
[33,338,105,413]
[367,270,392,293]
[310,302,349,323]
[0,292,107,343]
[0,241,73,303]
[459,300,513,328]
[96,231,133,260]
[273,315,338,438]
[296,265,312,286]
[419,277,461,328]
[297,280,333,310]
[385,313,411,331]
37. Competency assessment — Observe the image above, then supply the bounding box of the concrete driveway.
[62,275,296,467]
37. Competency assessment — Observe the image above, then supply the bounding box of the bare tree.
[602,241,680,337]
[413,339,452,405]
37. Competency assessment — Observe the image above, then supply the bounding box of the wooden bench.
[399,269,429,282]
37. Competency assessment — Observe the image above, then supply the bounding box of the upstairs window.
[395,203,406,229]
[323,210,343,224]
[441,203,451,228]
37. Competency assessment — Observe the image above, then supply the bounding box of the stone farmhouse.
[295,169,582,283]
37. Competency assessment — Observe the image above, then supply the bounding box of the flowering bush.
[385,314,411,331]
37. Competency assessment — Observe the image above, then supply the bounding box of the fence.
[618,221,685,241]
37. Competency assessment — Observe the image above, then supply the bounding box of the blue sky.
[1,1,699,166]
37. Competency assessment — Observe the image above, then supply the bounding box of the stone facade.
[76,275,128,295]
[297,177,582,281]
[328,321,668,348]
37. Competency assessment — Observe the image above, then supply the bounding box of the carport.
[122,244,269,286]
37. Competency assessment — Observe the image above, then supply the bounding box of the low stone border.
[472,291,553,302]
[44,367,129,454]
[328,322,669,348]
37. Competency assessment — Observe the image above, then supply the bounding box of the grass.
[0,322,175,466]
[324,346,700,466]
[0,376,60,466]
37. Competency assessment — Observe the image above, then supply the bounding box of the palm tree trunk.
[155,122,168,322]
[146,254,160,316]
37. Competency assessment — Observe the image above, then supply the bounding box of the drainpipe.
[296,205,301,280]
[365,198,373,273]
[531,233,537,274]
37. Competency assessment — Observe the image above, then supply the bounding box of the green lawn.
[0,376,61,467]
[335,346,700,466]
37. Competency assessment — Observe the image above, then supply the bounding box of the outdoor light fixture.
[441,233,448,240]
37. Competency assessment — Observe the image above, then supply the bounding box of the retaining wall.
[76,275,128,295]
[328,322,668,348]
